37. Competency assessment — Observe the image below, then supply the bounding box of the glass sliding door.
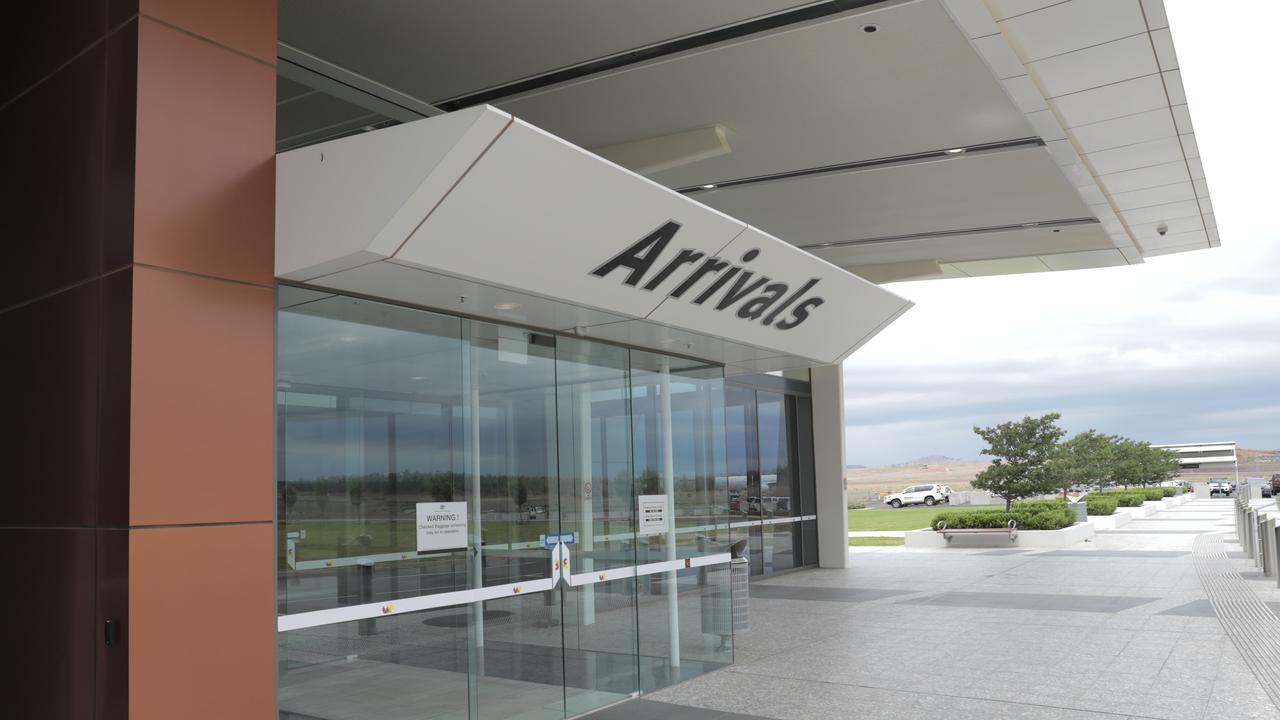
[275,287,738,720]
[722,379,818,578]
[629,352,732,692]
[555,337,639,717]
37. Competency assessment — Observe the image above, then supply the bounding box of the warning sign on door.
[416,502,468,552]
[638,494,669,534]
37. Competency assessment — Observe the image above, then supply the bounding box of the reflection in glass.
[276,289,741,719]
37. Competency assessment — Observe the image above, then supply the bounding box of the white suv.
[883,484,946,508]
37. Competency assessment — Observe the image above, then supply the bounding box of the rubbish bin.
[701,539,750,649]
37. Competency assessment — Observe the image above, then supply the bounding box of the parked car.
[1208,479,1232,497]
[1272,474,1280,496]
[883,484,947,508]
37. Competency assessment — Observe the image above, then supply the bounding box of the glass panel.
[278,605,472,720]
[464,321,562,720]
[555,337,639,716]
[756,391,794,523]
[277,294,469,615]
[629,351,732,691]
[277,289,739,718]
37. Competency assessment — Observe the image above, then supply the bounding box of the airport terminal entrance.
[274,288,737,719]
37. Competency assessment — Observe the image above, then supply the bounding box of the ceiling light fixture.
[494,302,521,311]
[944,148,966,155]
[861,24,880,33]
[410,376,426,381]
[700,184,717,190]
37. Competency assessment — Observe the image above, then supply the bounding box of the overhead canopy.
[276,106,912,371]
[277,0,1217,283]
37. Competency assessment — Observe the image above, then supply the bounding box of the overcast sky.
[843,0,1280,467]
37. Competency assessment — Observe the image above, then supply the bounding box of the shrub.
[1099,487,1166,502]
[848,503,866,510]
[1159,486,1177,498]
[1013,498,1068,512]
[1084,495,1117,516]
[931,504,1075,532]
[1109,493,1145,507]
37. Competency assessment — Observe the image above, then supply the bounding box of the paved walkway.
[594,498,1280,720]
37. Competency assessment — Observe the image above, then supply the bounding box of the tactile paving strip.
[1193,533,1280,709]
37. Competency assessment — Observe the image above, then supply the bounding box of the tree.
[1054,430,1116,494]
[1133,443,1181,486]
[972,413,1067,510]
[1108,438,1148,488]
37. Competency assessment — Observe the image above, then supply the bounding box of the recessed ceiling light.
[861,24,880,33]
[944,148,966,154]
[495,302,521,311]
[821,242,834,247]
[337,336,358,342]
[1021,222,1040,228]
[700,184,717,190]
[410,376,426,381]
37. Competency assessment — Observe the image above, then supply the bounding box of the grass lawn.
[849,505,996,532]
[848,536,904,547]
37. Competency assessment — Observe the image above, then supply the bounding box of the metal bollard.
[1262,518,1276,577]
[1246,510,1258,560]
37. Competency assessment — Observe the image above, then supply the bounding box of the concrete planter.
[904,522,1095,549]
[1159,497,1177,509]
[1087,511,1132,530]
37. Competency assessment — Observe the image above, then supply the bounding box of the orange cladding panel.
[141,0,277,64]
[134,18,275,286]
[130,266,273,526]
[129,524,274,719]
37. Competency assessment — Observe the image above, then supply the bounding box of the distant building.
[1153,442,1239,482]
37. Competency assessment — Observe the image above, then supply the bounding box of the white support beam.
[810,364,849,568]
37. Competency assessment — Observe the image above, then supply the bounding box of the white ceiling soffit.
[278,0,820,105]
[942,0,1217,258]
[276,106,912,368]
[497,0,1033,190]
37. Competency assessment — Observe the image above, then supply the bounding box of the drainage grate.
[1193,533,1280,710]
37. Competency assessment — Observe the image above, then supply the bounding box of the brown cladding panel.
[129,266,273,526]
[0,38,106,310]
[97,529,130,720]
[0,528,97,720]
[129,524,274,720]
[134,18,275,286]
[0,281,101,527]
[99,269,135,528]
[2,1,108,105]
[103,21,140,272]
[140,0,276,65]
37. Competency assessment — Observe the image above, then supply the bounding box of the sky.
[842,0,1280,467]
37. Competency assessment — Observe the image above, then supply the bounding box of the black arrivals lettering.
[715,274,771,310]
[590,221,682,286]
[669,256,730,299]
[775,296,824,330]
[762,277,820,326]
[735,282,787,320]
[643,249,704,291]
[692,267,742,305]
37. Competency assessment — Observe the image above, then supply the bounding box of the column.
[810,365,849,569]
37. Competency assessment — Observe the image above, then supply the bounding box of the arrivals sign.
[416,501,468,552]
[277,105,912,366]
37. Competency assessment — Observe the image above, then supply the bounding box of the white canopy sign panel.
[276,105,912,366]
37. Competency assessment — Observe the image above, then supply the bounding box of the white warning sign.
[416,501,468,552]
[638,494,669,534]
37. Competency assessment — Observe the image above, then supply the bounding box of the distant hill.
[846,464,867,469]
[1239,447,1280,462]
[894,454,967,467]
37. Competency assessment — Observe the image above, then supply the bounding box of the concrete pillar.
[810,365,849,569]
